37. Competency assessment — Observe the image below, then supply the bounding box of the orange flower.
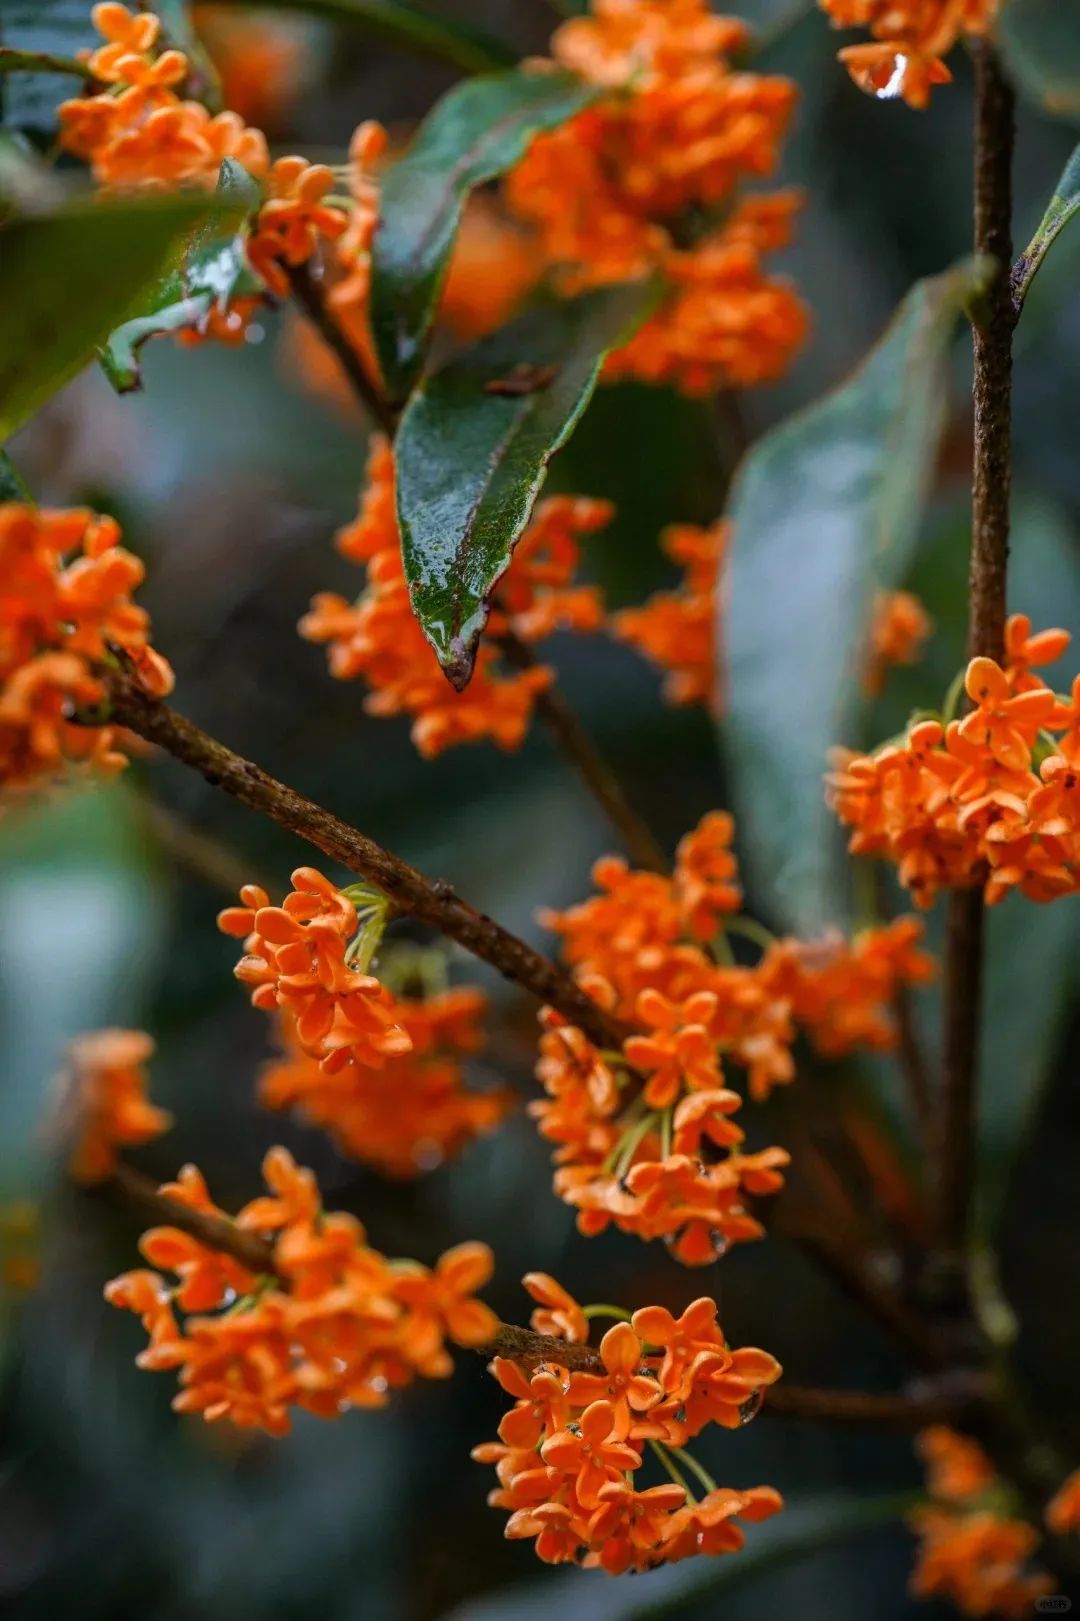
[820,0,1000,109]
[65,1028,171,1183]
[107,1148,499,1433]
[0,504,172,796]
[300,439,613,757]
[613,519,727,710]
[674,809,742,937]
[1047,1467,1080,1535]
[864,589,932,695]
[247,156,348,299]
[506,2,806,397]
[909,1424,1052,1615]
[522,1271,589,1343]
[259,986,510,1179]
[479,1272,782,1574]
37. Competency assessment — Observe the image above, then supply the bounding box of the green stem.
[583,1303,632,1322]
[671,1446,718,1496]
[724,915,777,953]
[649,1441,697,1501]
[941,667,966,726]
[614,1111,659,1179]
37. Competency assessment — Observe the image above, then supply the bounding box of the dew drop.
[876,54,907,99]
[738,1389,764,1425]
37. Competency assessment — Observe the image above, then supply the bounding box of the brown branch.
[104,668,630,1052]
[110,1162,281,1277]
[105,1166,977,1427]
[288,263,398,437]
[930,41,1016,1313]
[497,628,669,873]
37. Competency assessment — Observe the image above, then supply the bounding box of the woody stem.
[496,628,669,872]
[101,1163,981,1428]
[104,668,629,1052]
[930,38,1016,1315]
[288,264,397,436]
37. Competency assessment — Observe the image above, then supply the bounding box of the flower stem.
[671,1445,718,1496]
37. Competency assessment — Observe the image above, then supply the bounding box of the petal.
[600,1321,642,1378]
[965,656,1009,705]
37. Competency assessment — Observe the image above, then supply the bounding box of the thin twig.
[106,1164,973,1425]
[110,1162,281,1277]
[288,264,398,437]
[930,40,1016,1313]
[104,668,630,1053]
[497,628,669,873]
[136,796,265,897]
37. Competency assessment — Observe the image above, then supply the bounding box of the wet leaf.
[1000,0,1080,122]
[207,0,514,75]
[370,67,597,401]
[0,190,209,440]
[99,159,264,394]
[396,283,655,686]
[1012,143,1080,311]
[723,259,981,933]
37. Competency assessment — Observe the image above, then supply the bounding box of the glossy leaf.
[1000,0,1080,122]
[396,283,655,686]
[99,159,263,393]
[371,68,597,401]
[1013,144,1080,311]
[0,191,208,439]
[723,259,981,933]
[207,0,514,75]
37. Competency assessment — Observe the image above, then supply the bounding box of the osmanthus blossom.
[507,0,809,395]
[64,1029,172,1184]
[533,810,934,1263]
[0,503,173,795]
[219,867,509,1172]
[829,614,1080,908]
[476,1273,782,1574]
[819,0,1001,109]
[910,1427,1053,1616]
[106,1148,500,1434]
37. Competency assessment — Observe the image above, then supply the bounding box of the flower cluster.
[1047,1468,1080,1536]
[864,589,932,695]
[819,0,1001,109]
[64,1029,172,1184]
[59,5,376,353]
[910,1427,1052,1616]
[613,519,726,709]
[106,1147,499,1434]
[0,503,173,796]
[477,1274,782,1573]
[299,437,613,757]
[59,3,269,189]
[220,868,509,1174]
[829,615,1080,908]
[506,0,808,394]
[259,987,513,1179]
[533,812,932,1261]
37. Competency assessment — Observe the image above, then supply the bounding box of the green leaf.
[0,450,29,501]
[396,283,655,686]
[449,1493,917,1620]
[0,190,210,440]
[1000,0,1080,122]
[98,158,264,394]
[1012,144,1080,311]
[723,259,981,934]
[206,0,515,75]
[371,68,597,402]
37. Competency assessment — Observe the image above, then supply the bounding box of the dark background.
[2,2,1080,1616]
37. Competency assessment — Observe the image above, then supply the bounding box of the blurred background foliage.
[2,1,1080,1616]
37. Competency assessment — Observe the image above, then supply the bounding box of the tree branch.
[288,264,398,437]
[104,668,630,1052]
[110,1162,281,1277]
[930,40,1016,1314]
[497,628,669,873]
